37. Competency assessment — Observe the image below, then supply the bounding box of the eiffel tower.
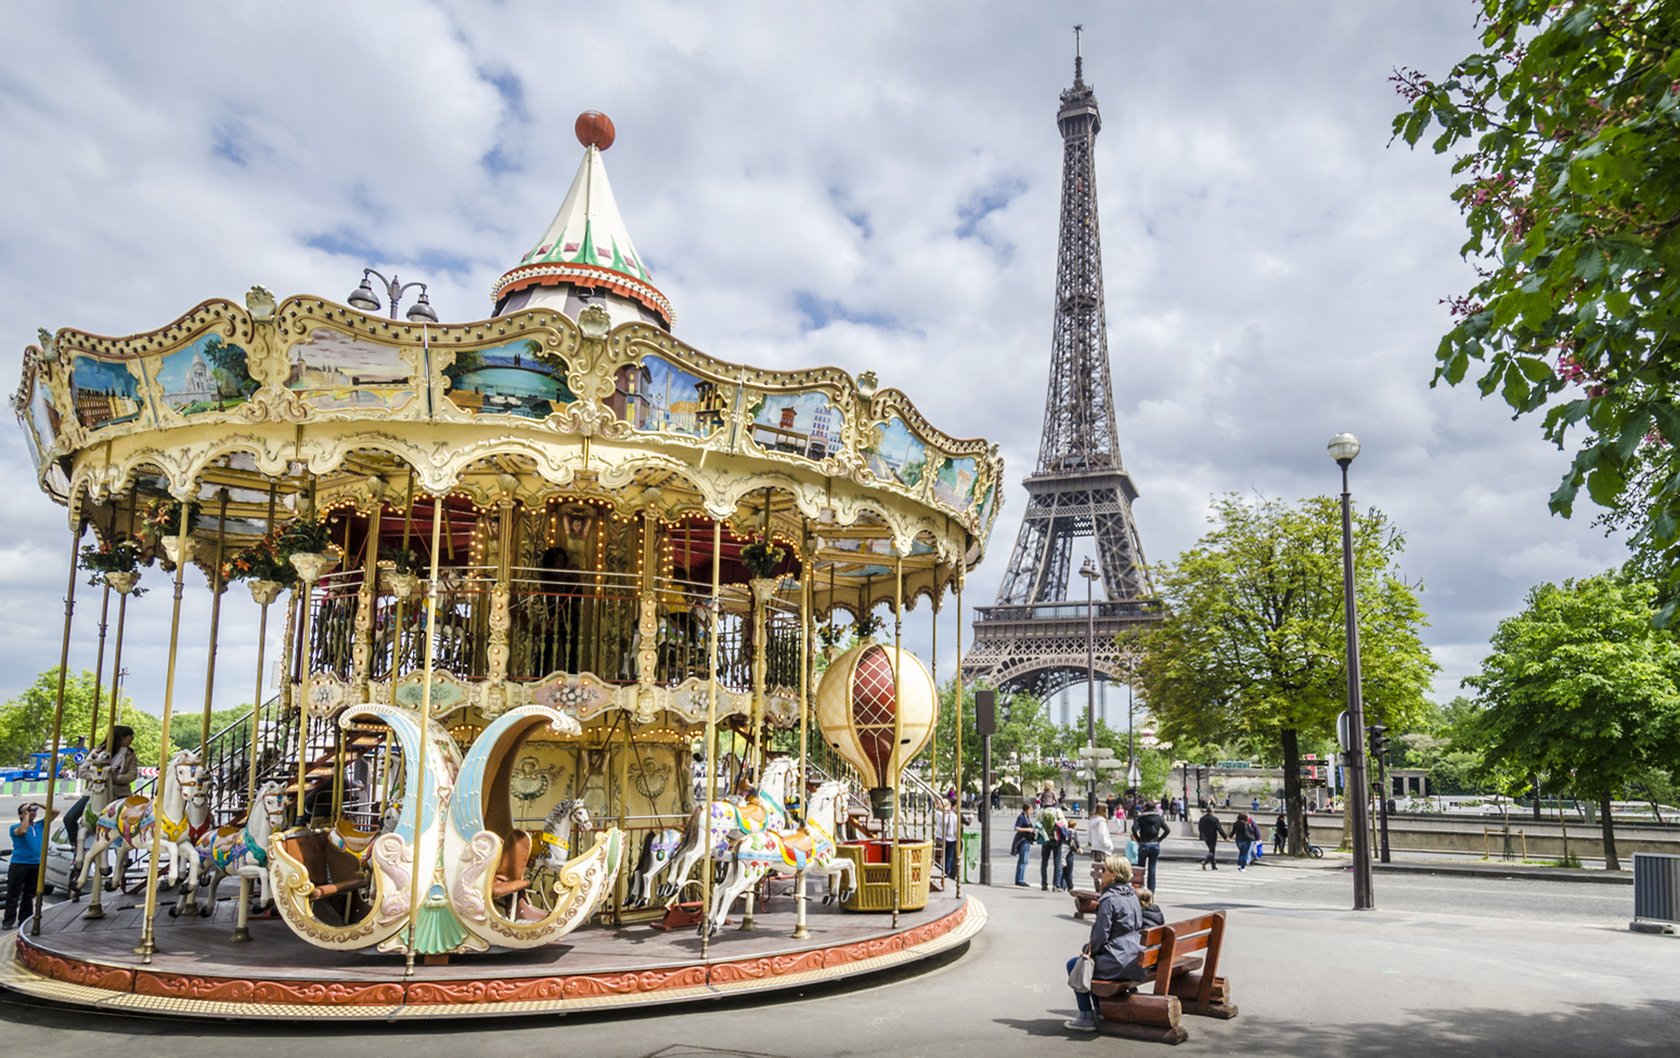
[963,33,1162,699]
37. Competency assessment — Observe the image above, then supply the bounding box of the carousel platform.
[0,891,983,1021]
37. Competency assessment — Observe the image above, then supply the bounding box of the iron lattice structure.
[963,52,1163,700]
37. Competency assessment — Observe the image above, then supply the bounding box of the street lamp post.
[1329,432,1375,910]
[347,268,440,322]
[1079,557,1100,814]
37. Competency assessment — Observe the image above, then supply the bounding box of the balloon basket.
[834,839,933,912]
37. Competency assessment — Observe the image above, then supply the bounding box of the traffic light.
[1368,723,1390,763]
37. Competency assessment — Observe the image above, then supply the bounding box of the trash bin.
[1632,853,1680,934]
[962,827,982,883]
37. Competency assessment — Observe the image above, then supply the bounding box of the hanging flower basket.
[289,551,339,584]
[136,498,200,548]
[161,535,196,566]
[387,571,421,601]
[853,612,883,642]
[740,540,785,580]
[80,539,142,589]
[105,570,141,596]
[248,579,286,606]
[224,529,299,589]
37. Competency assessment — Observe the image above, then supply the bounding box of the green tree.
[1463,573,1680,869]
[927,683,1064,798]
[1136,494,1436,854]
[1393,2,1680,618]
[0,668,162,768]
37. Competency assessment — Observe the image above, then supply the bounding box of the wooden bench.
[1089,910,1237,1044]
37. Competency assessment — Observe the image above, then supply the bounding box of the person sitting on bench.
[1064,853,1147,1033]
[1136,885,1164,928]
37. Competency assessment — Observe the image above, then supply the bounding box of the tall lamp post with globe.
[1329,432,1375,910]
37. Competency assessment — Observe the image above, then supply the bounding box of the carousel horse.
[67,748,114,887]
[660,755,798,902]
[167,775,216,902]
[76,748,202,913]
[706,781,856,934]
[626,827,684,908]
[534,799,593,869]
[178,781,288,918]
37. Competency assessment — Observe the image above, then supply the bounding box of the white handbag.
[1068,953,1095,993]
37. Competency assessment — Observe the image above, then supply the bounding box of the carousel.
[0,112,999,1019]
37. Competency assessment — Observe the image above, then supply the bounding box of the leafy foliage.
[1393,2,1680,619]
[0,669,159,767]
[1462,572,1680,867]
[223,528,298,585]
[1136,494,1436,851]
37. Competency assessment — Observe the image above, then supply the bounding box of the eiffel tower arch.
[962,38,1163,701]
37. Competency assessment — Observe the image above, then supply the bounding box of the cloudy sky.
[0,2,1626,724]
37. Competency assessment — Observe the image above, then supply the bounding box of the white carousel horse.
[167,775,215,903]
[661,756,797,902]
[68,748,114,888]
[626,827,684,908]
[177,781,288,918]
[76,749,202,915]
[534,799,593,869]
[706,781,856,934]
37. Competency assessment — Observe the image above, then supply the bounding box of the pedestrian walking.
[1011,800,1037,887]
[1196,805,1228,870]
[1061,854,1146,1033]
[1272,812,1289,855]
[1060,821,1079,891]
[1130,800,1171,891]
[938,794,961,881]
[5,802,53,930]
[1040,805,1067,891]
[1084,803,1116,889]
[1234,812,1258,870]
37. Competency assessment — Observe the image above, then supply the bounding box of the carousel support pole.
[403,493,445,978]
[742,569,778,933]
[699,519,722,957]
[136,502,192,961]
[31,513,86,937]
[792,529,813,940]
[292,481,322,827]
[200,490,230,756]
[891,551,904,930]
[954,563,965,900]
[85,577,111,752]
[233,481,280,943]
[103,495,140,750]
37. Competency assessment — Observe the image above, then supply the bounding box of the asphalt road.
[0,835,1672,1056]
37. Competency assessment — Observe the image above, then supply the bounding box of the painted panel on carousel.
[975,479,997,529]
[154,334,258,416]
[285,327,417,412]
[19,370,60,473]
[863,416,928,488]
[443,338,576,419]
[746,390,845,460]
[68,356,143,431]
[393,672,471,716]
[610,354,726,438]
[932,455,979,511]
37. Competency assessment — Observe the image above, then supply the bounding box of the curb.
[1371,860,1632,885]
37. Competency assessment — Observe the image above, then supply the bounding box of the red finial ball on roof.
[575,111,616,151]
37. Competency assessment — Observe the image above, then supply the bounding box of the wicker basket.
[833,840,933,912]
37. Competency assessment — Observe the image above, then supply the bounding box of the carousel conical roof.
[491,111,674,328]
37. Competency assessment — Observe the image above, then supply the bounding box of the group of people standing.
[1009,789,1174,894]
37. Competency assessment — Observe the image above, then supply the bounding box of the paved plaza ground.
[1,832,1674,1055]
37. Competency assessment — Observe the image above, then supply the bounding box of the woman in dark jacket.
[1063,853,1146,1032]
